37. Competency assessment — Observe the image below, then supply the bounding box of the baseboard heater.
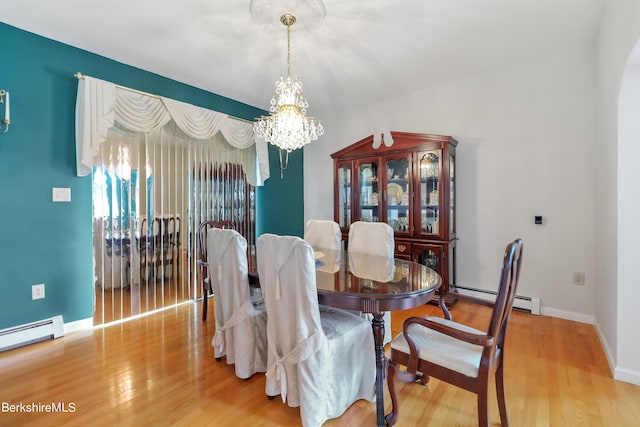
[0,315,64,352]
[455,286,540,315]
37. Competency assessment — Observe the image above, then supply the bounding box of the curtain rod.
[74,72,255,125]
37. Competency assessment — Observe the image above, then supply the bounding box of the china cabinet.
[331,131,458,301]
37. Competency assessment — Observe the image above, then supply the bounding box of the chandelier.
[254,13,324,176]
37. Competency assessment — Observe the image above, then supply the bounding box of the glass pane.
[338,164,351,228]
[417,248,439,272]
[450,153,455,236]
[358,160,379,222]
[419,150,441,234]
[386,157,410,232]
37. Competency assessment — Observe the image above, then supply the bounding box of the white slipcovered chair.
[303,219,342,251]
[199,220,234,321]
[256,234,375,427]
[208,228,267,379]
[304,219,342,289]
[348,221,395,258]
[348,221,395,345]
[348,251,395,283]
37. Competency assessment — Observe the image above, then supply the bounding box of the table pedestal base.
[372,312,387,427]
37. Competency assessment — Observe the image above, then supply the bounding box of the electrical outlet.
[32,283,45,300]
[573,272,585,286]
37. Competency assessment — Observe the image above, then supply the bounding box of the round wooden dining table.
[312,248,442,427]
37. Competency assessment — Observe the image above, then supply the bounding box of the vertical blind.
[76,75,263,325]
[92,124,256,325]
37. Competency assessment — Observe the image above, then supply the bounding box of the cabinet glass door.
[418,150,442,236]
[414,244,445,296]
[337,163,351,228]
[449,153,456,237]
[385,156,411,233]
[415,246,441,274]
[357,159,379,222]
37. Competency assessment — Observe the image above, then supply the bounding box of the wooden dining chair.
[385,238,524,427]
[145,217,163,283]
[161,216,177,281]
[198,220,235,321]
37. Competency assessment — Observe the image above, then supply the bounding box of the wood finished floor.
[93,279,193,325]
[1,300,639,426]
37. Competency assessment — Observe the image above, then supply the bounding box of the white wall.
[595,0,640,385]
[305,46,597,320]
[618,51,640,384]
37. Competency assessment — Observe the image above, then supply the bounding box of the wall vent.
[0,315,64,352]
[456,286,540,315]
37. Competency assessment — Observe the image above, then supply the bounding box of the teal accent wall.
[0,23,304,329]
[256,147,304,238]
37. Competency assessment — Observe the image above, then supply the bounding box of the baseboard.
[64,317,93,334]
[593,318,640,386]
[614,366,640,386]
[540,306,594,324]
[593,318,616,375]
[455,286,540,315]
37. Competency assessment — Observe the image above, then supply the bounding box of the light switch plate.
[32,283,45,300]
[52,187,71,202]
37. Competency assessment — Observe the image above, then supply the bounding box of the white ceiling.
[3,0,604,119]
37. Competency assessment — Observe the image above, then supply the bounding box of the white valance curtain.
[75,75,270,185]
